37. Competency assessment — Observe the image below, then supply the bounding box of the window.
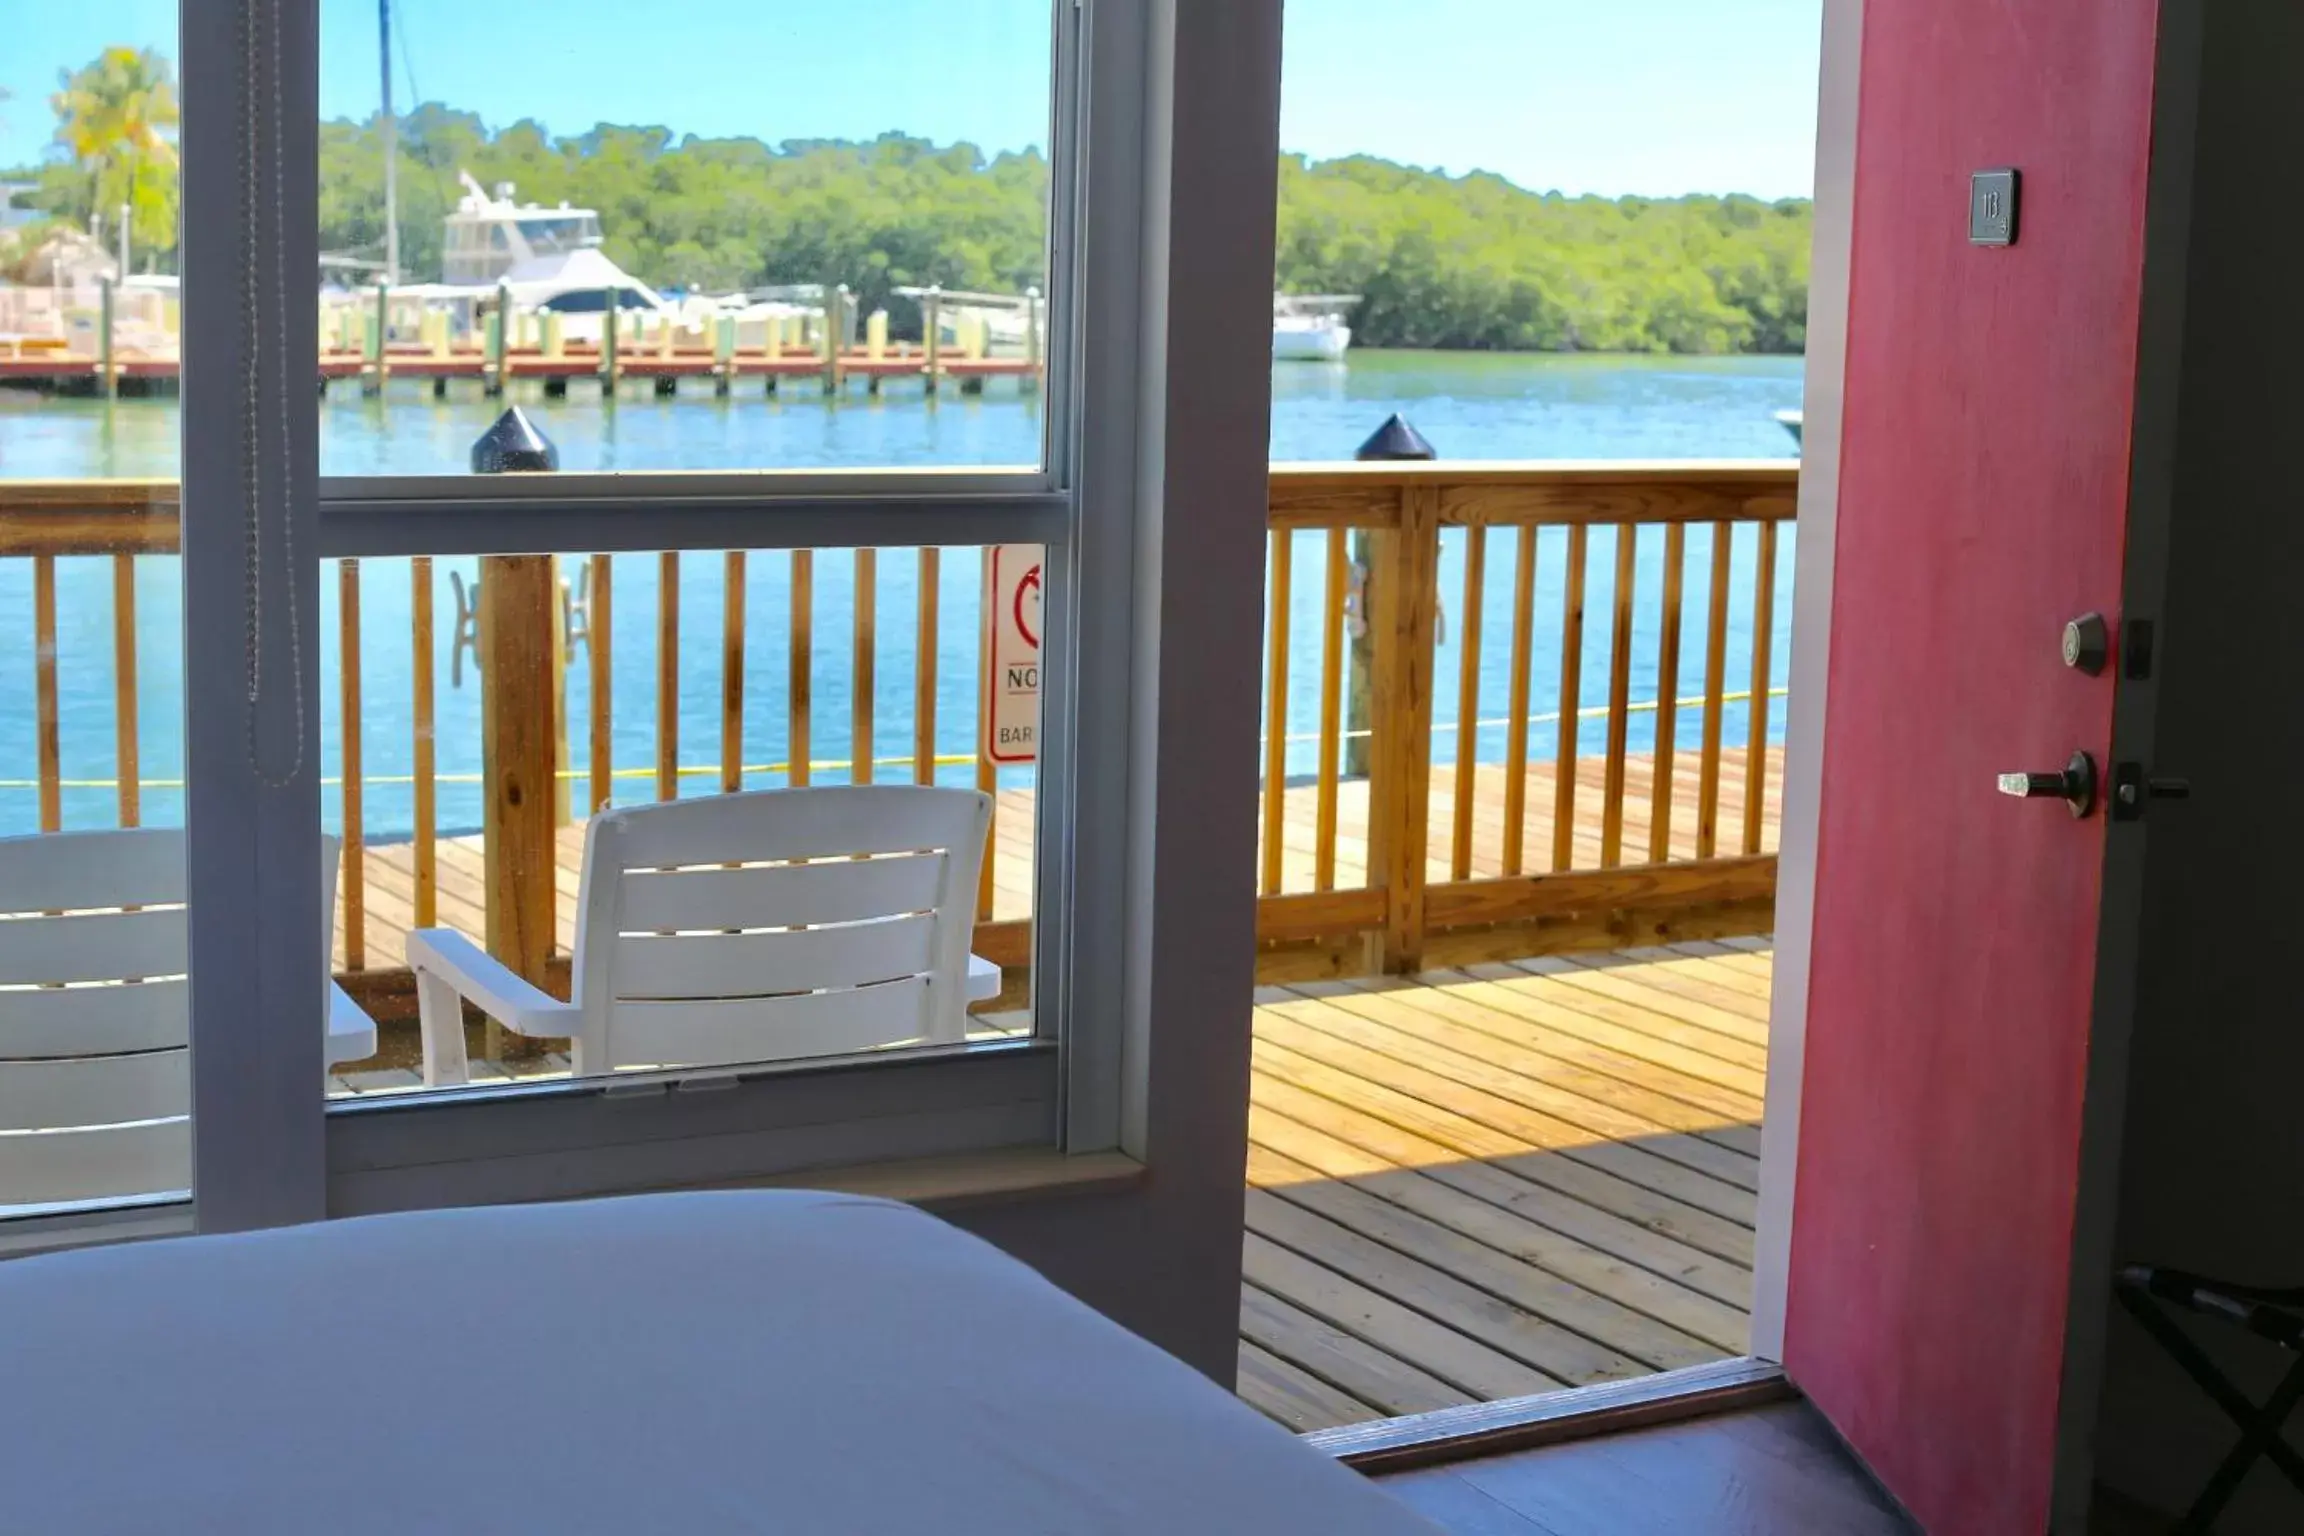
[297,0,1086,1213]
[0,15,200,1231]
[4,0,1281,1349]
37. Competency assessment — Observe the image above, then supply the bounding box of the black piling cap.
[471,407,560,474]
[1355,413,1437,461]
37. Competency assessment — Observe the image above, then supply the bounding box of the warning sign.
[983,543,1043,765]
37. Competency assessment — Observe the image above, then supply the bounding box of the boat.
[441,173,666,330]
[1775,409,1804,448]
[1273,294,1357,362]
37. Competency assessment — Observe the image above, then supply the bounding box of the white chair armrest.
[326,984,379,1066]
[405,929,579,1040]
[966,952,1002,1003]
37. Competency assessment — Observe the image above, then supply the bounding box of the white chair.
[0,828,379,1209]
[411,786,1001,1086]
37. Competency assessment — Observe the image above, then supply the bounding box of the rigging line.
[392,0,423,113]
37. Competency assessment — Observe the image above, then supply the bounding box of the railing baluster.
[1696,522,1733,859]
[1315,527,1349,892]
[656,551,679,801]
[1549,525,1588,872]
[853,548,877,785]
[338,559,365,971]
[915,548,940,785]
[34,555,59,833]
[1500,524,1537,876]
[721,550,746,794]
[411,556,437,928]
[1744,520,1780,856]
[790,550,813,786]
[1261,530,1292,895]
[1648,524,1687,863]
[588,555,613,815]
[111,553,139,828]
[1449,525,1485,881]
[1599,525,1638,868]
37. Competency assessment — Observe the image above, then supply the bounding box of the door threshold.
[1305,1357,1792,1475]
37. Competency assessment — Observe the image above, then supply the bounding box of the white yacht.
[1273,293,1357,362]
[442,173,664,320]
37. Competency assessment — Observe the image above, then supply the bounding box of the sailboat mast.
[380,0,399,286]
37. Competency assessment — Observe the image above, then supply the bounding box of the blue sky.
[1,1,1822,199]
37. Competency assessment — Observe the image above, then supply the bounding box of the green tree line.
[9,54,1813,355]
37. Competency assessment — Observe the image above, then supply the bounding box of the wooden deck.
[1233,939,1772,1433]
[331,749,1779,973]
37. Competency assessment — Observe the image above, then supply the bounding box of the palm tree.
[51,47,181,267]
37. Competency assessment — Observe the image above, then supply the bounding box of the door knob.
[1997,751,2097,817]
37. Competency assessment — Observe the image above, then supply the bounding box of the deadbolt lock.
[2062,613,2110,675]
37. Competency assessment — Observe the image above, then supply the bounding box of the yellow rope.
[2,688,1790,792]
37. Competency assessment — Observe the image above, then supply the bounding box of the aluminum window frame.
[152,0,1151,1234]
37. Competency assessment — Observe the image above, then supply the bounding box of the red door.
[1786,1,2170,1530]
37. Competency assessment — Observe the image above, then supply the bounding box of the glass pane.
[322,542,1040,1101]
[0,9,193,1217]
[316,1,1057,476]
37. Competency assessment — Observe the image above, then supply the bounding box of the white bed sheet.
[0,1190,1436,1534]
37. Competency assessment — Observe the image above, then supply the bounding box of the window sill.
[708,1146,1146,1211]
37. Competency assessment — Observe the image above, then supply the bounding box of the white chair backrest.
[568,786,991,1074]
[0,828,341,1208]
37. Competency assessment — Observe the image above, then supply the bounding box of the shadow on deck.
[1234,939,1772,1432]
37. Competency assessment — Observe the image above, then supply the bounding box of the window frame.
[167,0,1149,1230]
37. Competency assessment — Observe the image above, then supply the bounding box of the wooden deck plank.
[1452,965,1770,1085]
[1565,949,1774,1019]
[1248,1070,1754,1311]
[1386,969,1766,1107]
[1310,977,1764,1162]
[1520,958,1772,1049]
[1247,1187,1650,1387]
[1235,1340,1382,1434]
[1251,1040,1758,1285]
[1253,1028,1757,1261]
[1239,1286,1473,1420]
[1243,1233,1565,1402]
[1248,1102,1751,1353]
[1275,983,1761,1194]
[1239,945,1774,1434]
[1250,1143,1723,1373]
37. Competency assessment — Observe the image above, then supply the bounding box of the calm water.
[0,351,1803,837]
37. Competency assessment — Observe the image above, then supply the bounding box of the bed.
[0,1190,1436,1533]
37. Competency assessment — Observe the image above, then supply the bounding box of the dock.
[0,344,1042,398]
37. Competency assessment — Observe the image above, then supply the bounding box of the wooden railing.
[1254,463,1792,979]
[0,461,1795,1043]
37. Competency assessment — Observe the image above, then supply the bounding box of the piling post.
[471,408,566,1052]
[1346,415,1438,779]
[98,276,117,400]
[823,284,846,394]
[924,286,942,396]
[364,281,391,397]
[601,289,620,397]
[1024,286,1042,395]
[485,285,509,397]
[714,315,735,397]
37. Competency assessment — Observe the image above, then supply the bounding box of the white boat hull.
[1272,321,1351,362]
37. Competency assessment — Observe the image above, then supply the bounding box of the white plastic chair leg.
[416,968,472,1087]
